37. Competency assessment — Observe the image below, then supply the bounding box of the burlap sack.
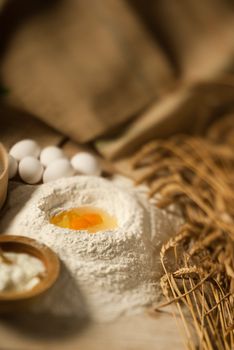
[1,0,234,152]
[128,0,234,79]
[96,78,234,159]
[0,0,173,143]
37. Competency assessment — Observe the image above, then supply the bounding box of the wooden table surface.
[0,106,184,350]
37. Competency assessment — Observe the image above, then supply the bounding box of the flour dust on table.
[0,176,182,322]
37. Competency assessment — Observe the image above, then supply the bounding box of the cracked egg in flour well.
[50,206,118,233]
[1,176,183,321]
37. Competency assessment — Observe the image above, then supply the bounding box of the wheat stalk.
[131,114,234,349]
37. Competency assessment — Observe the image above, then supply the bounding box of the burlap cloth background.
[1,0,234,159]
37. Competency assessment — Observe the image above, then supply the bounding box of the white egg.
[8,154,18,179]
[43,158,75,183]
[19,156,44,184]
[40,146,66,167]
[9,139,41,161]
[71,152,101,176]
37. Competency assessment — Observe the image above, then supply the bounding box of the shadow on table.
[1,262,91,340]
[0,181,38,234]
[2,312,89,340]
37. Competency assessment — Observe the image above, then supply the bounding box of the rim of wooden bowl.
[0,235,60,301]
[0,143,8,182]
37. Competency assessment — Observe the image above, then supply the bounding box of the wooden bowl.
[0,235,60,312]
[0,143,8,210]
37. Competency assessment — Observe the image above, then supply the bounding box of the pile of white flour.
[0,176,182,322]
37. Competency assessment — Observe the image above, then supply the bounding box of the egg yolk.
[50,207,117,233]
[70,213,103,230]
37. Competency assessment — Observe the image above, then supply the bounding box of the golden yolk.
[70,213,103,230]
[50,207,117,233]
